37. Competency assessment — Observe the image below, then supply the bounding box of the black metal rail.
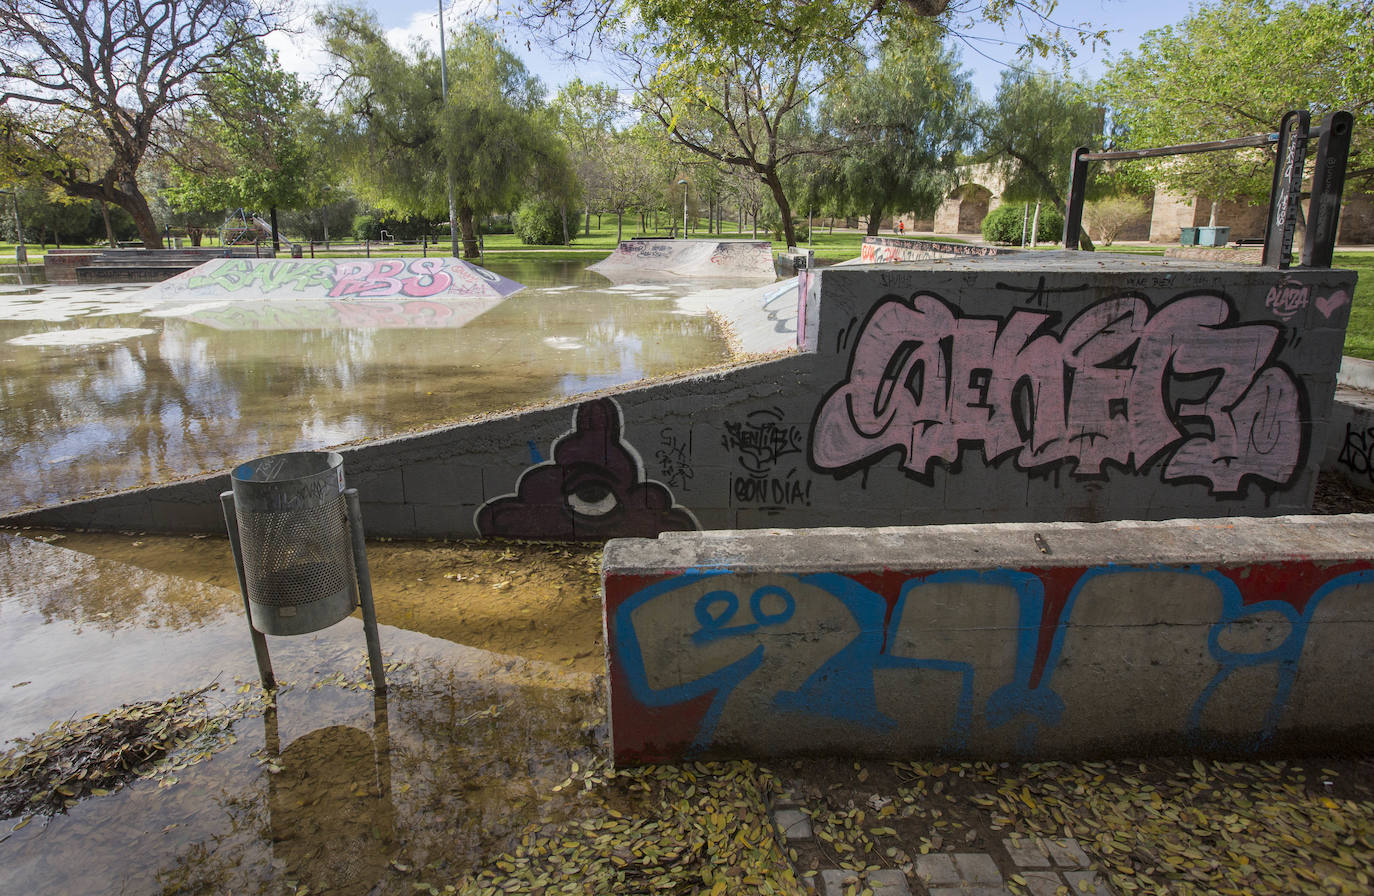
[1062,109,1354,269]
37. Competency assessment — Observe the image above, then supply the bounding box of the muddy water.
[19,529,609,674]
[0,533,605,895]
[0,258,731,514]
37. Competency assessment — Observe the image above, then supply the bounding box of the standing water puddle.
[0,257,740,514]
[0,533,606,894]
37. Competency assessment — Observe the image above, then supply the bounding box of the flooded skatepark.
[0,252,799,895]
[0,257,745,515]
[5,247,1374,895]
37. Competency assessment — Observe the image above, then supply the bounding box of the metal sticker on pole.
[1263,110,1310,269]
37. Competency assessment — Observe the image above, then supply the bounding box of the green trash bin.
[1179,227,1199,246]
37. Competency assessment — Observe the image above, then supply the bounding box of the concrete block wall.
[601,515,1374,764]
[5,252,1356,539]
[1325,386,1374,493]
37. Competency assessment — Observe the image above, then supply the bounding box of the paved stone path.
[774,804,1118,896]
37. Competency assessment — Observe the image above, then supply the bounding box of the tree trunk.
[761,170,796,248]
[459,205,480,259]
[617,210,623,242]
[561,203,570,245]
[866,200,884,237]
[98,199,116,247]
[584,204,591,237]
[121,187,162,248]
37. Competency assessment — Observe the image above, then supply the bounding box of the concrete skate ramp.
[588,239,776,282]
[136,257,524,329]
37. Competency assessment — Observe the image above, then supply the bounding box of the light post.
[0,189,25,263]
[438,0,459,258]
[678,179,688,239]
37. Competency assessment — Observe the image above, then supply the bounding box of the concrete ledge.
[1338,355,1374,392]
[1325,384,1374,492]
[602,515,1374,764]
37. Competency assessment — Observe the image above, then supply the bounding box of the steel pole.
[438,0,459,258]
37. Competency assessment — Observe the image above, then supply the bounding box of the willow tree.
[821,21,975,235]
[977,70,1104,248]
[318,9,553,258]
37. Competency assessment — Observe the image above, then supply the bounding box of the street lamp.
[678,179,688,239]
[0,189,24,263]
[438,0,459,258]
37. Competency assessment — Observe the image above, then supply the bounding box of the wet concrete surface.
[0,258,735,515]
[0,533,603,895]
[4,524,1374,895]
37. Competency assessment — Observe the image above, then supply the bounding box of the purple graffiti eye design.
[476,397,700,540]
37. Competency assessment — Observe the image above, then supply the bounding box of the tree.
[521,0,1108,72]
[821,21,975,235]
[976,70,1103,248]
[0,0,283,248]
[549,80,624,236]
[319,10,555,258]
[163,37,334,235]
[1099,0,1372,218]
[636,19,838,248]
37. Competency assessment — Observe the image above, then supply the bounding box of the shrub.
[514,200,568,246]
[760,210,810,244]
[981,203,1064,245]
[1084,196,1149,246]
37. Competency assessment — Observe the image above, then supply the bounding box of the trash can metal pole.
[221,490,277,690]
[346,487,387,694]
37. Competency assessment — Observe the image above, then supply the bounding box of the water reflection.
[0,258,733,514]
[0,534,602,895]
[263,696,395,896]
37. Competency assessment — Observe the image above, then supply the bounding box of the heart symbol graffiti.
[1316,290,1350,320]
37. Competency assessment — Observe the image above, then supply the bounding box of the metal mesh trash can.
[230,451,357,636]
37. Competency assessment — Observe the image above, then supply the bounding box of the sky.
[270,0,1207,103]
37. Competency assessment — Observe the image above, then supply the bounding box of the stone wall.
[601,515,1374,763]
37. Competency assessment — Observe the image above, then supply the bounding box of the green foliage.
[979,71,1103,208]
[981,202,1064,245]
[514,199,568,245]
[760,209,810,243]
[164,37,331,216]
[1098,0,1372,202]
[1083,196,1149,246]
[319,13,563,256]
[820,20,974,234]
[0,0,283,246]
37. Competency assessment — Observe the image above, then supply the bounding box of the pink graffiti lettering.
[1264,282,1310,320]
[811,293,1302,494]
[327,259,455,298]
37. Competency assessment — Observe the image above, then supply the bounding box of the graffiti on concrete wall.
[723,407,814,512]
[655,428,695,491]
[477,397,699,540]
[185,258,512,298]
[1337,421,1374,485]
[810,291,1305,495]
[860,239,1003,264]
[607,562,1374,760]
